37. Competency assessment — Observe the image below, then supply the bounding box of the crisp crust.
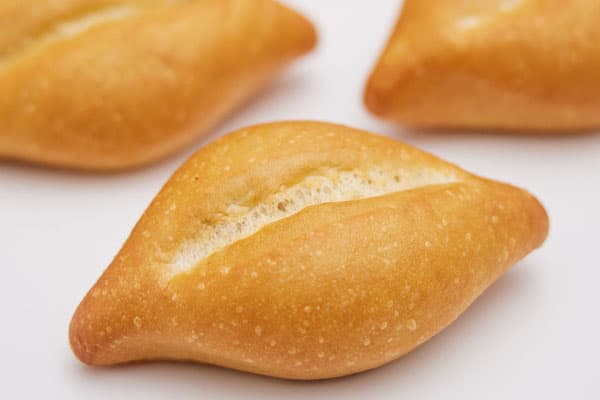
[69,121,549,379]
[0,0,316,170]
[364,0,600,131]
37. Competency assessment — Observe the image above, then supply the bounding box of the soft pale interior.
[452,0,524,32]
[165,167,459,278]
[0,1,188,69]
[49,5,139,39]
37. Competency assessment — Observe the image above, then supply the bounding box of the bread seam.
[164,166,460,279]
[0,3,145,70]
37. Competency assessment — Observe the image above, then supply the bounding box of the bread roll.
[70,121,548,379]
[365,0,600,131]
[0,0,316,170]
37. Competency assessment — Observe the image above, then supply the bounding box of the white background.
[1,1,599,398]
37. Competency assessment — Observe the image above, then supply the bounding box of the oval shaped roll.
[0,0,316,170]
[365,0,600,131]
[69,121,549,379]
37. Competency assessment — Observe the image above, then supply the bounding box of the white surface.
[1,1,599,398]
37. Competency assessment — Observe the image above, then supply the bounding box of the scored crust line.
[163,167,460,279]
[0,4,142,69]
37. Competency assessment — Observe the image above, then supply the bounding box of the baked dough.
[0,0,316,170]
[365,0,600,131]
[70,121,549,379]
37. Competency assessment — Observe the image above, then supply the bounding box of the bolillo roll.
[365,0,600,131]
[70,121,549,379]
[0,0,316,170]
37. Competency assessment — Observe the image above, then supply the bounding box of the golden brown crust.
[69,121,549,379]
[365,0,600,131]
[0,0,316,170]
